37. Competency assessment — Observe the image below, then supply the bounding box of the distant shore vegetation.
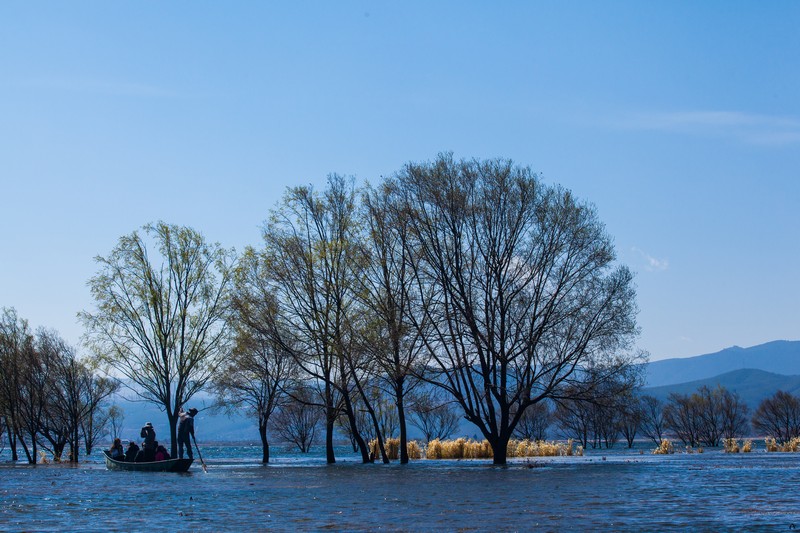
[3,154,800,466]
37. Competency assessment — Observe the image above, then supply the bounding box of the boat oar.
[192,434,208,473]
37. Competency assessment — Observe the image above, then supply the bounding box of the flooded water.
[2,445,800,531]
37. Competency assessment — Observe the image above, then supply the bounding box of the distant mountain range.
[645,340,800,388]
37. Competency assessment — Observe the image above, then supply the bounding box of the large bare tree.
[259,176,370,463]
[356,181,428,463]
[81,222,233,457]
[398,154,641,464]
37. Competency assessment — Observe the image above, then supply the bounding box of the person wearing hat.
[177,408,199,460]
[140,422,157,461]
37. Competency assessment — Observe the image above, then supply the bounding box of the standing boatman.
[177,407,199,459]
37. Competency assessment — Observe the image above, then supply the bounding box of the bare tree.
[408,389,461,442]
[107,405,125,440]
[752,390,800,442]
[664,392,702,447]
[356,181,428,463]
[398,154,641,464]
[639,395,666,445]
[618,394,643,448]
[0,307,34,461]
[720,388,749,440]
[274,386,322,453]
[259,176,371,463]
[553,397,592,448]
[512,401,551,441]
[81,222,233,458]
[215,281,294,463]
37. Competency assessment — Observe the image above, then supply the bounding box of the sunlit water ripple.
[2,445,800,531]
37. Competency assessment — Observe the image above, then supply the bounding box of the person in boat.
[109,438,125,460]
[125,440,140,462]
[177,407,198,459]
[140,422,157,461]
[154,444,171,461]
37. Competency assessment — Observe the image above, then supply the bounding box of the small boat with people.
[102,414,204,473]
[102,450,193,472]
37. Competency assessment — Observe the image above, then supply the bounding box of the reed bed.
[367,438,423,460]
[723,438,753,453]
[366,437,584,460]
[765,437,800,452]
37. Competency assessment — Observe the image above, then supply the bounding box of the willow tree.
[398,154,641,465]
[81,222,233,457]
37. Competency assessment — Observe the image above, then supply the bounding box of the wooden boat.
[103,450,193,472]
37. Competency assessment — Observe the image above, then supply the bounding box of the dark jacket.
[178,414,195,440]
[125,443,140,462]
[140,425,156,449]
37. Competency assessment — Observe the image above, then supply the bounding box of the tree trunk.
[491,436,509,466]
[168,411,179,459]
[259,421,270,463]
[397,385,408,464]
[325,385,336,464]
[342,392,370,464]
[18,434,33,464]
[9,425,18,461]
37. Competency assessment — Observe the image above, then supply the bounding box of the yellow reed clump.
[506,439,579,458]
[723,438,740,453]
[384,438,400,460]
[742,439,753,453]
[765,437,778,452]
[368,437,422,460]
[653,439,674,455]
[407,440,422,459]
[425,438,444,459]
[781,437,800,452]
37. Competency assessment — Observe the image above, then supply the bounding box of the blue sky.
[1,2,798,361]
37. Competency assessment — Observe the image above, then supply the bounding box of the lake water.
[2,444,800,531]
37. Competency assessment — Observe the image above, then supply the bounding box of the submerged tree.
[216,262,295,463]
[398,154,641,464]
[752,390,800,442]
[512,401,551,441]
[259,176,372,464]
[407,389,461,443]
[356,181,428,463]
[639,395,666,445]
[0,307,34,461]
[81,222,233,458]
[274,386,322,453]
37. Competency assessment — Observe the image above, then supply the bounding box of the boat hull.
[103,450,193,472]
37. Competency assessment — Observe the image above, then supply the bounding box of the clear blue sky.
[1,2,798,361]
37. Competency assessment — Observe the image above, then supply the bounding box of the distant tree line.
[0,308,118,463]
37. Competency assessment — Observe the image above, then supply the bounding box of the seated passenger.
[125,440,140,462]
[109,438,125,460]
[154,444,170,461]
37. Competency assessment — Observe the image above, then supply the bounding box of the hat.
[188,408,198,416]
[145,422,153,427]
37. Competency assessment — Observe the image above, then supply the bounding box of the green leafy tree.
[81,222,233,457]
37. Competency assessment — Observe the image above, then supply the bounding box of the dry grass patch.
[653,439,674,455]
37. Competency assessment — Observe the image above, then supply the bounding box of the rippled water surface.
[2,445,800,531]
